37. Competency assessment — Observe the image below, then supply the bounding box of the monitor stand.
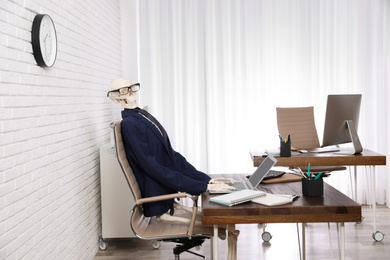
[334,120,363,155]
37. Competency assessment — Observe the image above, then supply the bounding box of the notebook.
[209,189,266,207]
[251,193,293,206]
[208,155,278,194]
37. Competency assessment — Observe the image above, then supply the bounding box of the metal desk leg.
[354,165,358,201]
[366,166,385,241]
[302,223,306,260]
[225,225,229,260]
[210,236,214,260]
[213,224,238,260]
[213,225,219,260]
[340,222,345,260]
[335,223,345,260]
[372,166,377,232]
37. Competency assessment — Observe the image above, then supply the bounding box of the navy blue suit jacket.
[121,109,211,217]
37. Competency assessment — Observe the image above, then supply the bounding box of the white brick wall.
[0,0,123,259]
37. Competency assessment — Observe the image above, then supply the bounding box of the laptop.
[208,155,278,194]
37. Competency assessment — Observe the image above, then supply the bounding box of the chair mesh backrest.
[276,107,320,149]
[113,121,143,201]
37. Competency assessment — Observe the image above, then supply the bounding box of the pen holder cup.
[280,140,291,157]
[302,178,323,197]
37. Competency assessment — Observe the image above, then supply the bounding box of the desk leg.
[366,166,378,231]
[372,166,377,232]
[354,165,358,201]
[210,237,214,260]
[212,224,238,260]
[302,223,306,260]
[225,225,229,260]
[340,222,345,260]
[213,225,219,260]
[366,166,385,241]
[370,166,385,241]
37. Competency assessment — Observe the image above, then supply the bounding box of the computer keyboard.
[308,147,340,153]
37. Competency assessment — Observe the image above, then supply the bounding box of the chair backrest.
[112,120,201,240]
[113,121,155,239]
[112,121,143,202]
[276,107,320,149]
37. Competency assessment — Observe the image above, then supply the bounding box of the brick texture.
[0,1,123,259]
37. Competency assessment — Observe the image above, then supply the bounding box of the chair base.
[169,237,209,259]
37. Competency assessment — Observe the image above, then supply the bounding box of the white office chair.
[276,106,346,173]
[112,120,224,259]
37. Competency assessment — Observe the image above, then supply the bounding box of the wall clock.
[31,14,57,67]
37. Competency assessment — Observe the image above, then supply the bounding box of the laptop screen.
[248,155,277,187]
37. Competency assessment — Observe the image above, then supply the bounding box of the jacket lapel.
[124,110,173,157]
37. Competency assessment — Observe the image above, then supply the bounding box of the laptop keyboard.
[262,170,285,180]
[232,182,247,190]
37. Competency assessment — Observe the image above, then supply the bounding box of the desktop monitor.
[322,94,363,154]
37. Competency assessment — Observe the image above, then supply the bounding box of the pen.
[298,167,307,179]
[279,135,283,142]
[284,139,287,143]
[308,163,311,178]
[314,172,322,180]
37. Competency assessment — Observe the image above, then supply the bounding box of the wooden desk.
[252,148,386,168]
[252,148,386,242]
[203,181,361,225]
[202,175,361,260]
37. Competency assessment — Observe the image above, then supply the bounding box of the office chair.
[112,121,221,260]
[276,106,346,173]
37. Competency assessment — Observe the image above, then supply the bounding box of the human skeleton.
[108,78,239,259]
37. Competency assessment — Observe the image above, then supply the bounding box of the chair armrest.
[186,195,199,237]
[136,192,188,205]
[134,193,199,237]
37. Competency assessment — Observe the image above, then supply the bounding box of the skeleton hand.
[207,183,236,192]
[209,177,235,185]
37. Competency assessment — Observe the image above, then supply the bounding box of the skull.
[107,78,140,109]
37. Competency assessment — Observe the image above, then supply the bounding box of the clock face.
[32,14,57,67]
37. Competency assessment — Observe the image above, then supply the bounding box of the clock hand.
[46,34,52,60]
[41,33,49,58]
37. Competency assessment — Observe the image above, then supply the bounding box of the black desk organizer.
[302,177,324,197]
[279,137,291,157]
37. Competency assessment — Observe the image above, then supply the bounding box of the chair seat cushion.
[131,209,224,240]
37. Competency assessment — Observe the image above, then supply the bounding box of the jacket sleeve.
[172,150,211,183]
[122,118,209,194]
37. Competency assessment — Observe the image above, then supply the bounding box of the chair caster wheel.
[372,231,384,242]
[262,231,272,242]
[152,240,161,249]
[218,234,226,240]
[98,236,107,250]
[356,216,364,224]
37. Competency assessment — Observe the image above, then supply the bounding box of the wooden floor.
[94,206,390,260]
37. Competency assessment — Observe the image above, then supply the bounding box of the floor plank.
[94,206,390,259]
